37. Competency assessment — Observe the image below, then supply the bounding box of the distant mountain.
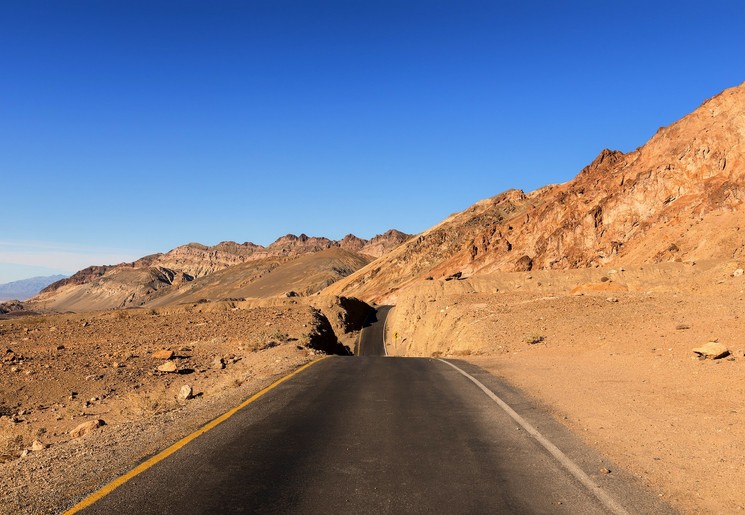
[0,275,67,301]
[29,231,411,312]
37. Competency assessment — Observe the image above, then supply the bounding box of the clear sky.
[2,0,744,282]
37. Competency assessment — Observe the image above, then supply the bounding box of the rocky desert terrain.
[2,81,745,514]
[384,261,745,513]
[0,295,370,513]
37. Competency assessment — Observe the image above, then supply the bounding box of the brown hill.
[147,248,372,307]
[325,81,745,303]
[31,230,409,312]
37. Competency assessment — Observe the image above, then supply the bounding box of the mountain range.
[27,231,410,312]
[14,81,745,311]
[0,275,67,302]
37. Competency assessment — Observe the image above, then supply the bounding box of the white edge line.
[381,306,390,356]
[356,325,364,356]
[437,358,630,515]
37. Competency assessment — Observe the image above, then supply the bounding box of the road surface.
[72,308,670,514]
[356,304,392,356]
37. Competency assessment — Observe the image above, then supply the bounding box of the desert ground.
[386,259,745,513]
[2,262,745,512]
[0,296,368,514]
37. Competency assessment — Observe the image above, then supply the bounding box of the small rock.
[212,357,226,370]
[157,361,178,373]
[20,450,29,458]
[70,419,105,438]
[152,350,174,360]
[692,341,730,360]
[178,385,193,401]
[30,440,46,451]
[606,297,619,303]
[56,345,65,351]
[599,467,611,474]
[733,269,744,277]
[525,335,545,345]
[676,324,691,330]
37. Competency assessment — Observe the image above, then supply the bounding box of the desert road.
[71,308,670,514]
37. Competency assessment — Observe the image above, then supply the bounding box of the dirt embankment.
[386,261,745,513]
[0,295,370,514]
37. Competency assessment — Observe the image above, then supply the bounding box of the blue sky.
[2,0,744,282]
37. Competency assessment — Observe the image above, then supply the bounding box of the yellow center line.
[64,356,330,514]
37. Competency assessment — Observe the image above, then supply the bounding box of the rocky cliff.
[325,81,745,302]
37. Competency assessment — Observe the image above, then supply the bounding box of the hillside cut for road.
[325,81,745,303]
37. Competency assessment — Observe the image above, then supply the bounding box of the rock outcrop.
[325,81,745,303]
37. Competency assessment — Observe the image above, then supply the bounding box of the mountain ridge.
[0,275,67,301]
[324,81,745,302]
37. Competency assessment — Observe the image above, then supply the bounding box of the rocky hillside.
[325,81,745,303]
[146,248,373,307]
[29,230,409,312]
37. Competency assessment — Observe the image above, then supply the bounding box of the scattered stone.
[285,291,298,297]
[600,276,610,282]
[599,467,611,474]
[212,357,226,370]
[157,361,178,373]
[525,335,545,345]
[692,341,730,360]
[606,297,619,303]
[152,350,174,360]
[178,385,193,401]
[676,324,691,330]
[69,419,105,438]
[56,345,65,350]
[20,450,29,458]
[30,440,46,451]
[733,269,744,277]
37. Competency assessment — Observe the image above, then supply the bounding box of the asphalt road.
[73,308,671,514]
[356,305,392,356]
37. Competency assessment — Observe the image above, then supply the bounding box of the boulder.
[157,361,178,373]
[70,419,105,438]
[692,341,730,360]
[152,350,174,360]
[178,385,193,401]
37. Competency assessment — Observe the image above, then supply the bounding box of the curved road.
[356,305,392,356]
[71,307,670,514]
